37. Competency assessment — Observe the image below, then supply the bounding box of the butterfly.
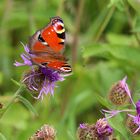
[28,16,72,74]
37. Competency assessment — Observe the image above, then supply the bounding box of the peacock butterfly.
[28,16,72,74]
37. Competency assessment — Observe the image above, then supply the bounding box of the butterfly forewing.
[40,17,65,53]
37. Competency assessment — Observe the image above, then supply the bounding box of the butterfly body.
[28,17,72,74]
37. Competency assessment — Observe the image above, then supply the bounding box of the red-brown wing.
[40,17,65,53]
[27,17,72,73]
[41,24,65,53]
[31,52,66,65]
[31,53,72,73]
[47,61,72,74]
[29,17,65,54]
[28,30,54,54]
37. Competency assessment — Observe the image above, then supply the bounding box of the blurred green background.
[1,0,140,139]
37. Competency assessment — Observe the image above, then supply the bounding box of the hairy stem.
[0,85,25,119]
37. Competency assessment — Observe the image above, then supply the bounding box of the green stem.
[72,0,85,66]
[125,1,140,45]
[0,85,25,119]
[57,0,65,16]
[135,33,140,45]
[94,6,115,42]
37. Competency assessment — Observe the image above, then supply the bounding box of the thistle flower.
[108,76,135,106]
[29,124,56,140]
[14,43,69,99]
[22,66,64,99]
[127,100,140,134]
[14,43,32,67]
[77,119,113,140]
[95,118,113,138]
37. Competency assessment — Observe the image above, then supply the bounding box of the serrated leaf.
[94,94,112,108]
[108,114,128,139]
[17,95,38,116]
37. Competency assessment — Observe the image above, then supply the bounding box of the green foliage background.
[0,0,140,139]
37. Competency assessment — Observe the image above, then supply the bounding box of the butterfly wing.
[28,17,72,74]
[29,16,65,54]
[40,17,65,53]
[31,54,72,74]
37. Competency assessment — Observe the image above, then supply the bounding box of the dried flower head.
[14,43,71,99]
[77,119,113,140]
[108,77,133,106]
[29,124,56,140]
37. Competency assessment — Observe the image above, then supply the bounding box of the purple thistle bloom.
[136,100,140,114]
[14,43,70,99]
[102,109,133,119]
[79,123,87,129]
[121,76,135,107]
[118,76,135,106]
[14,43,32,67]
[128,100,140,134]
[78,119,113,140]
[127,114,140,134]
[22,66,65,100]
[95,118,113,137]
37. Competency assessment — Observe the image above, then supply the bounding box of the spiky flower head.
[126,116,140,135]
[127,100,140,135]
[29,124,56,140]
[77,119,113,140]
[108,77,133,106]
[95,118,113,137]
[23,66,64,99]
[14,43,71,99]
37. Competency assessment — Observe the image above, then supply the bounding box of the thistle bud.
[109,77,130,105]
[126,116,140,135]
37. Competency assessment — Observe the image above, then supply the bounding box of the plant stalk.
[0,85,24,119]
